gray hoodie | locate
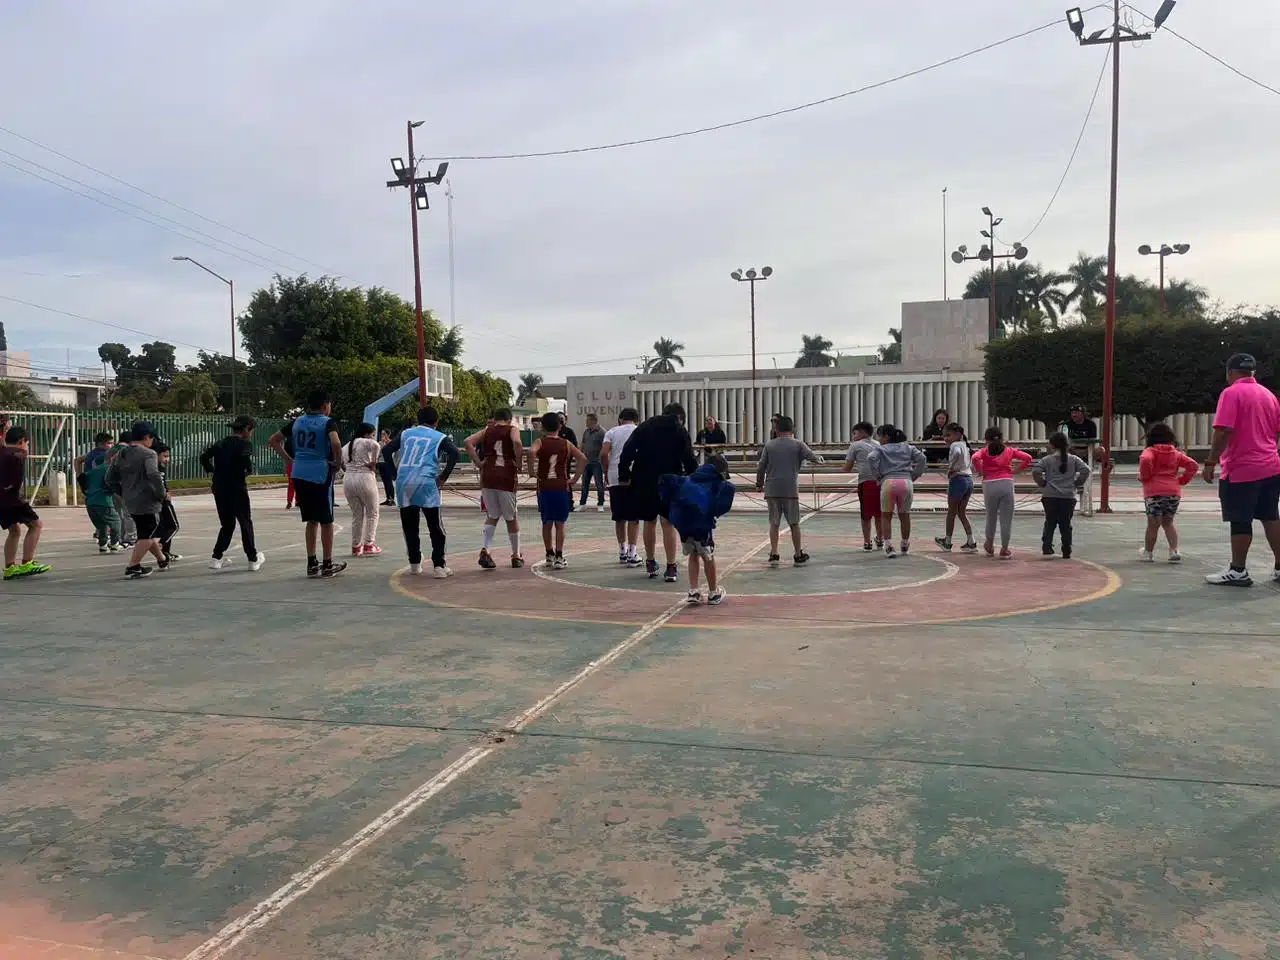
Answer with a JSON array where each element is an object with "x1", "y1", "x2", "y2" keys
[
  {"x1": 869, "y1": 442, "x2": 927, "y2": 481},
  {"x1": 1032, "y1": 452, "x2": 1091, "y2": 499},
  {"x1": 107, "y1": 444, "x2": 166, "y2": 516}
]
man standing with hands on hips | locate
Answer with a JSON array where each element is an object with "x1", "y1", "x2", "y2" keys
[{"x1": 1203, "y1": 353, "x2": 1280, "y2": 587}]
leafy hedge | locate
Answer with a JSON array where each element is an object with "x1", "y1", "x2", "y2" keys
[{"x1": 985, "y1": 311, "x2": 1280, "y2": 429}]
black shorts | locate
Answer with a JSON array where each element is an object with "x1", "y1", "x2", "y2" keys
[
  {"x1": 132, "y1": 512, "x2": 160, "y2": 540},
  {"x1": 1219, "y1": 474, "x2": 1280, "y2": 525},
  {"x1": 630, "y1": 482, "x2": 669, "y2": 524},
  {"x1": 294, "y1": 478, "x2": 335, "y2": 525},
  {"x1": 609, "y1": 485, "x2": 638, "y2": 523},
  {"x1": 0, "y1": 504, "x2": 39, "y2": 530}
]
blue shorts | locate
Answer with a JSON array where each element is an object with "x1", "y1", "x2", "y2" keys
[
  {"x1": 537, "y1": 490, "x2": 572, "y2": 524},
  {"x1": 947, "y1": 475, "x2": 974, "y2": 499}
]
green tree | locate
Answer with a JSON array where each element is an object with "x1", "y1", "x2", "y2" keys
[
  {"x1": 516, "y1": 373, "x2": 544, "y2": 406},
  {"x1": 0, "y1": 379, "x2": 39, "y2": 408},
  {"x1": 876, "y1": 328, "x2": 902, "y2": 365},
  {"x1": 795, "y1": 334, "x2": 836, "y2": 368},
  {"x1": 645, "y1": 338, "x2": 685, "y2": 375},
  {"x1": 963, "y1": 262, "x2": 1062, "y2": 331},
  {"x1": 164, "y1": 371, "x2": 220, "y2": 412},
  {"x1": 239, "y1": 275, "x2": 459, "y2": 365},
  {"x1": 1062, "y1": 253, "x2": 1108, "y2": 321},
  {"x1": 0, "y1": 320, "x2": 7, "y2": 352}
]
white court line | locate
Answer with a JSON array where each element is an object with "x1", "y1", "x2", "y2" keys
[{"x1": 182, "y1": 506, "x2": 823, "y2": 960}]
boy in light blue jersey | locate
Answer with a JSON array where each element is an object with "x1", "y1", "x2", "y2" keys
[
  {"x1": 270, "y1": 390, "x2": 347, "y2": 578},
  {"x1": 383, "y1": 405, "x2": 461, "y2": 578}
]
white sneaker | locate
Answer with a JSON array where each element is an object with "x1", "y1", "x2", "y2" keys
[
  {"x1": 1139, "y1": 549, "x2": 1154, "y2": 563},
  {"x1": 595, "y1": 504, "x2": 604, "y2": 512},
  {"x1": 884, "y1": 544, "x2": 897, "y2": 559},
  {"x1": 249, "y1": 552, "x2": 266, "y2": 572},
  {"x1": 707, "y1": 587, "x2": 726, "y2": 605},
  {"x1": 1167, "y1": 550, "x2": 1182, "y2": 564},
  {"x1": 409, "y1": 562, "x2": 423, "y2": 576},
  {"x1": 686, "y1": 589, "x2": 702, "y2": 605},
  {"x1": 1272, "y1": 568, "x2": 1280, "y2": 583},
  {"x1": 1206, "y1": 567, "x2": 1252, "y2": 587},
  {"x1": 432, "y1": 566, "x2": 449, "y2": 579},
  {"x1": 553, "y1": 555, "x2": 568, "y2": 570},
  {"x1": 210, "y1": 557, "x2": 231, "y2": 571}
]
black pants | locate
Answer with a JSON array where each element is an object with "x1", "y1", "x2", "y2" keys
[
  {"x1": 378, "y1": 461, "x2": 396, "y2": 502},
  {"x1": 400, "y1": 506, "x2": 446, "y2": 567},
  {"x1": 156, "y1": 500, "x2": 180, "y2": 554},
  {"x1": 1041, "y1": 497, "x2": 1075, "y2": 552},
  {"x1": 213, "y1": 486, "x2": 258, "y2": 560}
]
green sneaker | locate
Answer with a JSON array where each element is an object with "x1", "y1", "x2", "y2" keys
[
  {"x1": 3, "y1": 563, "x2": 28, "y2": 581},
  {"x1": 23, "y1": 562, "x2": 51, "y2": 577}
]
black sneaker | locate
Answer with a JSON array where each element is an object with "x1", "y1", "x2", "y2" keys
[
  {"x1": 478, "y1": 550, "x2": 497, "y2": 570},
  {"x1": 863, "y1": 542, "x2": 874, "y2": 552},
  {"x1": 646, "y1": 559, "x2": 658, "y2": 579},
  {"x1": 321, "y1": 561, "x2": 348, "y2": 578},
  {"x1": 767, "y1": 553, "x2": 780, "y2": 569},
  {"x1": 307, "y1": 560, "x2": 321, "y2": 578},
  {"x1": 663, "y1": 563, "x2": 679, "y2": 583},
  {"x1": 511, "y1": 555, "x2": 525, "y2": 569},
  {"x1": 1042, "y1": 544, "x2": 1055, "y2": 556},
  {"x1": 793, "y1": 552, "x2": 810, "y2": 566},
  {"x1": 125, "y1": 565, "x2": 152, "y2": 579},
  {"x1": 156, "y1": 558, "x2": 171, "y2": 571},
  {"x1": 934, "y1": 537, "x2": 953, "y2": 552},
  {"x1": 1061, "y1": 549, "x2": 1072, "y2": 560}
]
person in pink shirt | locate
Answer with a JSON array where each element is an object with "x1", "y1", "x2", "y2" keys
[
  {"x1": 971, "y1": 426, "x2": 1034, "y2": 559},
  {"x1": 1138, "y1": 422, "x2": 1198, "y2": 563},
  {"x1": 1203, "y1": 353, "x2": 1280, "y2": 586}
]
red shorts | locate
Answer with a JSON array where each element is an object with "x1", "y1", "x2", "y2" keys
[{"x1": 857, "y1": 480, "x2": 882, "y2": 519}]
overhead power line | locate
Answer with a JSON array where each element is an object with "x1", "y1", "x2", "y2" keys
[
  {"x1": 436, "y1": 6, "x2": 1109, "y2": 161},
  {"x1": 1122, "y1": 4, "x2": 1280, "y2": 98},
  {"x1": 0, "y1": 294, "x2": 220, "y2": 354},
  {"x1": 0, "y1": 123, "x2": 348, "y2": 275}
]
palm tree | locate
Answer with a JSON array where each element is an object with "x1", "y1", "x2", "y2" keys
[
  {"x1": 1022, "y1": 269, "x2": 1069, "y2": 326},
  {"x1": 794, "y1": 334, "x2": 836, "y2": 368},
  {"x1": 165, "y1": 371, "x2": 220, "y2": 412},
  {"x1": 963, "y1": 262, "x2": 1061, "y2": 331},
  {"x1": 1163, "y1": 278, "x2": 1209, "y2": 319},
  {"x1": 1062, "y1": 253, "x2": 1108, "y2": 320},
  {"x1": 645, "y1": 338, "x2": 685, "y2": 375},
  {"x1": 876, "y1": 328, "x2": 902, "y2": 365},
  {"x1": 516, "y1": 372, "x2": 544, "y2": 406}
]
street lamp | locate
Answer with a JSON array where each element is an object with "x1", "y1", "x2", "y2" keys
[
  {"x1": 1138, "y1": 243, "x2": 1190, "y2": 313},
  {"x1": 1065, "y1": 0, "x2": 1176, "y2": 512},
  {"x1": 172, "y1": 255, "x2": 237, "y2": 413},
  {"x1": 385, "y1": 121, "x2": 449, "y2": 407},
  {"x1": 950, "y1": 207, "x2": 1028, "y2": 346},
  {"x1": 730, "y1": 265, "x2": 773, "y2": 443}
]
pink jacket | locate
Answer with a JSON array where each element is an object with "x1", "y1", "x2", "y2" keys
[
  {"x1": 1139, "y1": 444, "x2": 1198, "y2": 498},
  {"x1": 971, "y1": 445, "x2": 1033, "y2": 481}
]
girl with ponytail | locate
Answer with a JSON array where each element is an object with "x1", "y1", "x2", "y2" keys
[{"x1": 971, "y1": 426, "x2": 1033, "y2": 558}]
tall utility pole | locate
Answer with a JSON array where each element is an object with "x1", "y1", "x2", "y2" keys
[
  {"x1": 386, "y1": 121, "x2": 448, "y2": 407},
  {"x1": 1139, "y1": 243, "x2": 1190, "y2": 313},
  {"x1": 172, "y1": 256, "x2": 236, "y2": 412},
  {"x1": 445, "y1": 179, "x2": 456, "y2": 328},
  {"x1": 942, "y1": 187, "x2": 948, "y2": 300},
  {"x1": 1066, "y1": 0, "x2": 1177, "y2": 511},
  {"x1": 730, "y1": 266, "x2": 774, "y2": 443}
]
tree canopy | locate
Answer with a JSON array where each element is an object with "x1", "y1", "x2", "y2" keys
[
  {"x1": 876, "y1": 328, "x2": 902, "y2": 365},
  {"x1": 795, "y1": 334, "x2": 836, "y2": 368},
  {"x1": 517, "y1": 373, "x2": 545, "y2": 406},
  {"x1": 646, "y1": 338, "x2": 685, "y2": 375}
]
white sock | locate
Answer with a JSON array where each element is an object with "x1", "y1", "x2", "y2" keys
[
  {"x1": 509, "y1": 531, "x2": 520, "y2": 556},
  {"x1": 482, "y1": 524, "x2": 496, "y2": 550}
]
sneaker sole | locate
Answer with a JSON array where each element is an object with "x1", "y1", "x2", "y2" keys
[{"x1": 1208, "y1": 578, "x2": 1253, "y2": 587}]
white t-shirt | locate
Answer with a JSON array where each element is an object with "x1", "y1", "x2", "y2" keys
[
  {"x1": 948, "y1": 440, "x2": 973, "y2": 477},
  {"x1": 844, "y1": 438, "x2": 878, "y2": 482},
  {"x1": 602, "y1": 423, "x2": 637, "y2": 487}
]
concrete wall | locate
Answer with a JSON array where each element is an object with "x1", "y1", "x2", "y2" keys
[
  {"x1": 900, "y1": 299, "x2": 989, "y2": 371},
  {"x1": 565, "y1": 376, "x2": 633, "y2": 439}
]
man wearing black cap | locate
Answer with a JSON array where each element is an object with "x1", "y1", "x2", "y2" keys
[
  {"x1": 1203, "y1": 353, "x2": 1280, "y2": 586},
  {"x1": 105, "y1": 421, "x2": 166, "y2": 579}
]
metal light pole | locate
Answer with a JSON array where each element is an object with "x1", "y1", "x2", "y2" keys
[
  {"x1": 1139, "y1": 243, "x2": 1190, "y2": 313},
  {"x1": 445, "y1": 179, "x2": 456, "y2": 329},
  {"x1": 386, "y1": 122, "x2": 448, "y2": 407},
  {"x1": 730, "y1": 266, "x2": 773, "y2": 443},
  {"x1": 172, "y1": 255, "x2": 236, "y2": 412},
  {"x1": 942, "y1": 187, "x2": 948, "y2": 300},
  {"x1": 1066, "y1": 0, "x2": 1177, "y2": 512}
]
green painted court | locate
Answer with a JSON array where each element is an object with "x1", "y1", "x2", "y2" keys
[{"x1": 2, "y1": 491, "x2": 1278, "y2": 959}]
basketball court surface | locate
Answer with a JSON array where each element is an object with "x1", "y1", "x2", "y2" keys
[{"x1": 2, "y1": 489, "x2": 1278, "y2": 959}]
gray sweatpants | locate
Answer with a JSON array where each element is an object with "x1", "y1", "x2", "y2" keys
[
  {"x1": 113, "y1": 494, "x2": 136, "y2": 541},
  {"x1": 983, "y1": 478, "x2": 1015, "y2": 548}
]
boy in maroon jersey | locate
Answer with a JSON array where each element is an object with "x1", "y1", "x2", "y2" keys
[
  {"x1": 465, "y1": 407, "x2": 525, "y2": 569},
  {"x1": 528, "y1": 412, "x2": 586, "y2": 570}
]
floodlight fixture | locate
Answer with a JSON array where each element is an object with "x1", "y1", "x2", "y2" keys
[
  {"x1": 993, "y1": 217, "x2": 1004, "y2": 228},
  {"x1": 1138, "y1": 244, "x2": 1153, "y2": 255},
  {"x1": 409, "y1": 120, "x2": 425, "y2": 129},
  {"x1": 1087, "y1": 28, "x2": 1108, "y2": 41},
  {"x1": 744, "y1": 268, "x2": 756, "y2": 279},
  {"x1": 730, "y1": 269, "x2": 743, "y2": 280},
  {"x1": 1173, "y1": 243, "x2": 1190, "y2": 254},
  {"x1": 981, "y1": 230, "x2": 991, "y2": 239},
  {"x1": 951, "y1": 251, "x2": 965, "y2": 264},
  {"x1": 978, "y1": 246, "x2": 992, "y2": 261},
  {"x1": 414, "y1": 183, "x2": 429, "y2": 210},
  {"x1": 761, "y1": 266, "x2": 773, "y2": 277},
  {"x1": 981, "y1": 206, "x2": 993, "y2": 217},
  {"x1": 1153, "y1": 0, "x2": 1176, "y2": 30},
  {"x1": 1013, "y1": 244, "x2": 1029, "y2": 260},
  {"x1": 1160, "y1": 244, "x2": 1173, "y2": 256},
  {"x1": 1066, "y1": 7, "x2": 1085, "y2": 39},
  {"x1": 171, "y1": 255, "x2": 188, "y2": 261}
]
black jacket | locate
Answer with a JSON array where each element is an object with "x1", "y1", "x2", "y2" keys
[
  {"x1": 618, "y1": 415, "x2": 698, "y2": 483},
  {"x1": 695, "y1": 426, "x2": 727, "y2": 446},
  {"x1": 201, "y1": 436, "x2": 255, "y2": 490}
]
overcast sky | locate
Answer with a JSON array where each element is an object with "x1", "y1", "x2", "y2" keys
[{"x1": 1, "y1": 0, "x2": 1277, "y2": 392}]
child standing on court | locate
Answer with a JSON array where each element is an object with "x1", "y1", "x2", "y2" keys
[
  {"x1": 1032, "y1": 432, "x2": 1091, "y2": 559},
  {"x1": 529, "y1": 411, "x2": 587, "y2": 570},
  {"x1": 936, "y1": 422, "x2": 977, "y2": 553},
  {"x1": 971, "y1": 427, "x2": 1034, "y2": 559},
  {"x1": 152, "y1": 440, "x2": 183, "y2": 565},
  {"x1": 1138, "y1": 422, "x2": 1198, "y2": 563},
  {"x1": 843, "y1": 421, "x2": 881, "y2": 551},
  {"x1": 78, "y1": 433, "x2": 122, "y2": 553},
  {"x1": 342, "y1": 422, "x2": 383, "y2": 557},
  {"x1": 756, "y1": 415, "x2": 824, "y2": 567},
  {"x1": 1, "y1": 426, "x2": 51, "y2": 581},
  {"x1": 660, "y1": 454, "x2": 735, "y2": 605},
  {"x1": 868, "y1": 425, "x2": 927, "y2": 558}
]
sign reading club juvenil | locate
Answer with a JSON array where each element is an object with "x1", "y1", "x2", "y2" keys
[{"x1": 565, "y1": 376, "x2": 632, "y2": 438}]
